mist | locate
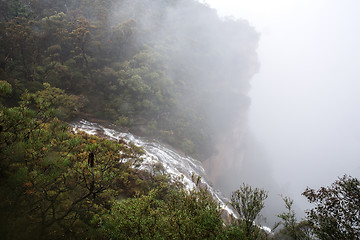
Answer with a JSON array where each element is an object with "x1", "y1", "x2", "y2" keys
[
  {"x1": 108, "y1": 0, "x2": 286, "y2": 220},
  {"x1": 110, "y1": 0, "x2": 296, "y2": 224},
  {"x1": 205, "y1": 0, "x2": 360, "y2": 221},
  {"x1": 4, "y1": 0, "x2": 359, "y2": 228},
  {"x1": 3, "y1": 0, "x2": 360, "y2": 237}
]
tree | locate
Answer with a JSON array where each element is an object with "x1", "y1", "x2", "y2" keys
[
  {"x1": 0, "y1": 80, "x2": 12, "y2": 97},
  {"x1": 34, "y1": 83, "x2": 87, "y2": 120},
  {"x1": 302, "y1": 175, "x2": 360, "y2": 240},
  {"x1": 274, "y1": 196, "x2": 314, "y2": 240},
  {"x1": 230, "y1": 183, "x2": 268, "y2": 239},
  {"x1": 277, "y1": 196, "x2": 299, "y2": 239}
]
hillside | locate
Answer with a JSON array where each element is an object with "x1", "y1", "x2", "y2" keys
[
  {"x1": 0, "y1": 0, "x2": 262, "y2": 239},
  {"x1": 1, "y1": 1, "x2": 359, "y2": 239},
  {"x1": 0, "y1": 0, "x2": 259, "y2": 159}
]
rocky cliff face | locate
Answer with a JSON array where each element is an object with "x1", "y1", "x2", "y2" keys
[{"x1": 203, "y1": 111, "x2": 248, "y2": 185}]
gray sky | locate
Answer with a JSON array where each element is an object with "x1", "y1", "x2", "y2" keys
[{"x1": 204, "y1": 0, "x2": 360, "y2": 205}]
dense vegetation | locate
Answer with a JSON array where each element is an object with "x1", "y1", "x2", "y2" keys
[
  {"x1": 1, "y1": 81, "x2": 360, "y2": 239},
  {"x1": 0, "y1": 81, "x2": 265, "y2": 239},
  {"x1": 0, "y1": 0, "x2": 259, "y2": 158},
  {"x1": 0, "y1": 81, "x2": 229, "y2": 239},
  {"x1": 1, "y1": 1, "x2": 359, "y2": 239}
]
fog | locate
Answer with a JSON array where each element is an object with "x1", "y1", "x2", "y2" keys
[
  {"x1": 87, "y1": 0, "x2": 360, "y2": 225},
  {"x1": 29, "y1": 0, "x2": 359, "y2": 224},
  {"x1": 109, "y1": 0, "x2": 260, "y2": 170},
  {"x1": 3, "y1": 0, "x2": 359, "y2": 235},
  {"x1": 204, "y1": 0, "x2": 360, "y2": 219}
]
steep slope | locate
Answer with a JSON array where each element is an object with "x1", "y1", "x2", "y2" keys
[{"x1": 0, "y1": 0, "x2": 260, "y2": 197}]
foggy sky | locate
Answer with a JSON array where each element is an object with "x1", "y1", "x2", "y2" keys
[{"x1": 204, "y1": 0, "x2": 360, "y2": 212}]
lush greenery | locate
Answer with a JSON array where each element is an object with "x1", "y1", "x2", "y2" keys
[
  {"x1": 0, "y1": 0, "x2": 259, "y2": 158},
  {"x1": 0, "y1": 80, "x2": 260, "y2": 239},
  {"x1": 101, "y1": 180, "x2": 224, "y2": 240},
  {"x1": 0, "y1": 82, "x2": 147, "y2": 239},
  {"x1": 0, "y1": 81, "x2": 226, "y2": 239},
  {"x1": 1, "y1": 81, "x2": 360, "y2": 239},
  {"x1": 1, "y1": 1, "x2": 359, "y2": 239}
]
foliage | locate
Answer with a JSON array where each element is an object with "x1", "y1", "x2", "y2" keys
[
  {"x1": 8, "y1": 1, "x2": 358, "y2": 239},
  {"x1": 274, "y1": 196, "x2": 314, "y2": 240},
  {"x1": 101, "y1": 177, "x2": 224, "y2": 240},
  {"x1": 0, "y1": 0, "x2": 259, "y2": 157},
  {"x1": 230, "y1": 183, "x2": 268, "y2": 240},
  {"x1": 0, "y1": 86, "x2": 358, "y2": 240},
  {"x1": 0, "y1": 81, "x2": 228, "y2": 239},
  {"x1": 0, "y1": 80, "x2": 12, "y2": 97},
  {"x1": 34, "y1": 83, "x2": 87, "y2": 120},
  {"x1": 302, "y1": 175, "x2": 360, "y2": 240},
  {"x1": 0, "y1": 83, "x2": 160, "y2": 239},
  {"x1": 277, "y1": 196, "x2": 299, "y2": 239},
  {"x1": 220, "y1": 225, "x2": 247, "y2": 240}
]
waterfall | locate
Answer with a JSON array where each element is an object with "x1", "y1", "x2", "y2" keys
[{"x1": 71, "y1": 119, "x2": 236, "y2": 217}]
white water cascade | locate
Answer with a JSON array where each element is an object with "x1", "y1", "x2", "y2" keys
[{"x1": 71, "y1": 119, "x2": 236, "y2": 217}]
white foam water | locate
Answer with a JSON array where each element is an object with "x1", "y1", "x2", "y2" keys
[{"x1": 71, "y1": 119, "x2": 237, "y2": 217}]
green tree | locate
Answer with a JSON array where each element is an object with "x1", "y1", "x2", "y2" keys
[
  {"x1": 34, "y1": 83, "x2": 87, "y2": 120},
  {"x1": 0, "y1": 80, "x2": 12, "y2": 97},
  {"x1": 274, "y1": 196, "x2": 314, "y2": 240},
  {"x1": 302, "y1": 175, "x2": 360, "y2": 240},
  {"x1": 277, "y1": 196, "x2": 299, "y2": 239},
  {"x1": 230, "y1": 183, "x2": 268, "y2": 239}
]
